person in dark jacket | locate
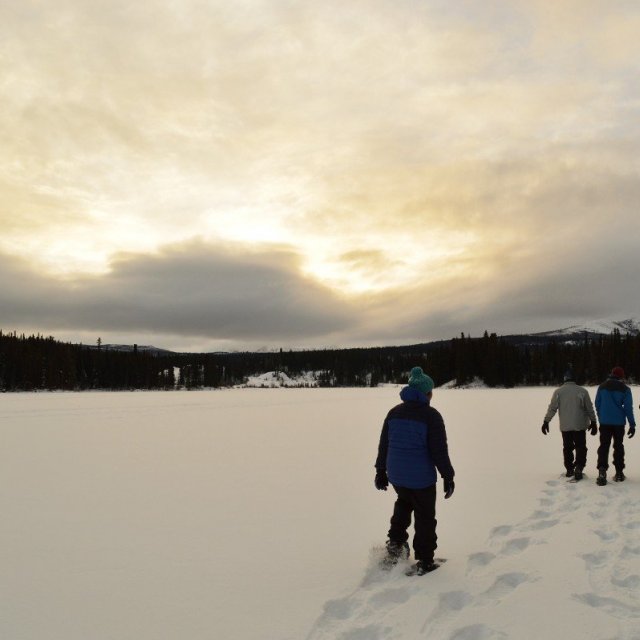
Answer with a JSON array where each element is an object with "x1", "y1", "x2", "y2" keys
[
  {"x1": 374, "y1": 366, "x2": 455, "y2": 575},
  {"x1": 595, "y1": 366, "x2": 636, "y2": 485}
]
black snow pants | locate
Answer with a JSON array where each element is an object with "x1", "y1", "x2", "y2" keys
[
  {"x1": 388, "y1": 484, "x2": 437, "y2": 562},
  {"x1": 597, "y1": 424, "x2": 626, "y2": 471},
  {"x1": 561, "y1": 430, "x2": 587, "y2": 472}
]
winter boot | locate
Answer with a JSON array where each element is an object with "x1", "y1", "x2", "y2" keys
[
  {"x1": 614, "y1": 470, "x2": 626, "y2": 482},
  {"x1": 565, "y1": 467, "x2": 574, "y2": 478},
  {"x1": 596, "y1": 469, "x2": 607, "y2": 486},
  {"x1": 573, "y1": 468, "x2": 583, "y2": 481},
  {"x1": 381, "y1": 540, "x2": 410, "y2": 569}
]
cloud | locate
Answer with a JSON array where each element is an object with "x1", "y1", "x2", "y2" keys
[
  {"x1": 1, "y1": 1, "x2": 640, "y2": 349},
  {"x1": 1, "y1": 223, "x2": 639, "y2": 351},
  {"x1": 361, "y1": 207, "x2": 640, "y2": 343},
  {"x1": 0, "y1": 242, "x2": 357, "y2": 342}
]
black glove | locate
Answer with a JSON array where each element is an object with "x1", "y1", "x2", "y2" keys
[
  {"x1": 541, "y1": 421, "x2": 549, "y2": 435},
  {"x1": 629, "y1": 426, "x2": 636, "y2": 439},
  {"x1": 375, "y1": 469, "x2": 388, "y2": 491},
  {"x1": 443, "y1": 477, "x2": 455, "y2": 499},
  {"x1": 589, "y1": 421, "x2": 598, "y2": 436}
]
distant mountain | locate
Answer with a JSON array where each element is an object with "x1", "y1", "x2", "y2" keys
[
  {"x1": 83, "y1": 318, "x2": 640, "y2": 358},
  {"x1": 96, "y1": 344, "x2": 177, "y2": 357},
  {"x1": 530, "y1": 318, "x2": 640, "y2": 338},
  {"x1": 495, "y1": 318, "x2": 640, "y2": 349}
]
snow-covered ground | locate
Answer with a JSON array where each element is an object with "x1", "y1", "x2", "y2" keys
[
  {"x1": 243, "y1": 370, "x2": 319, "y2": 387},
  {"x1": 2, "y1": 387, "x2": 639, "y2": 640}
]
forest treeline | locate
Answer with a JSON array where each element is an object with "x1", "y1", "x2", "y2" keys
[{"x1": 0, "y1": 329, "x2": 638, "y2": 392}]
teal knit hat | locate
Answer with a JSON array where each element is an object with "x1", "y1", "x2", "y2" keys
[{"x1": 408, "y1": 366, "x2": 434, "y2": 394}]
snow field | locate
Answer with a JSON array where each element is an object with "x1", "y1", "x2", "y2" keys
[{"x1": 1, "y1": 386, "x2": 638, "y2": 640}]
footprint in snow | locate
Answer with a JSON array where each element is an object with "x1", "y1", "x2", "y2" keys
[
  {"x1": 419, "y1": 590, "x2": 474, "y2": 634},
  {"x1": 437, "y1": 590, "x2": 475, "y2": 613},
  {"x1": 466, "y1": 551, "x2": 496, "y2": 572},
  {"x1": 611, "y1": 574, "x2": 640, "y2": 590},
  {"x1": 593, "y1": 529, "x2": 619, "y2": 543},
  {"x1": 580, "y1": 550, "x2": 609, "y2": 569},
  {"x1": 620, "y1": 498, "x2": 637, "y2": 512},
  {"x1": 621, "y1": 545, "x2": 640, "y2": 559},
  {"x1": 337, "y1": 624, "x2": 392, "y2": 640},
  {"x1": 528, "y1": 518, "x2": 559, "y2": 531},
  {"x1": 530, "y1": 509, "x2": 552, "y2": 519},
  {"x1": 500, "y1": 536, "x2": 531, "y2": 555},
  {"x1": 573, "y1": 592, "x2": 640, "y2": 619},
  {"x1": 448, "y1": 623, "x2": 508, "y2": 640},
  {"x1": 490, "y1": 524, "x2": 512, "y2": 537},
  {"x1": 321, "y1": 598, "x2": 357, "y2": 621},
  {"x1": 478, "y1": 572, "x2": 533, "y2": 602}
]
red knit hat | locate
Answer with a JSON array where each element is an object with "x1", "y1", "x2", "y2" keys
[{"x1": 611, "y1": 366, "x2": 625, "y2": 379}]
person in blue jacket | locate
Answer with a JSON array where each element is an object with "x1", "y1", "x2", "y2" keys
[
  {"x1": 595, "y1": 366, "x2": 636, "y2": 485},
  {"x1": 374, "y1": 366, "x2": 455, "y2": 575}
]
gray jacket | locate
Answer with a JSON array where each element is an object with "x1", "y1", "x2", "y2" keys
[{"x1": 544, "y1": 381, "x2": 596, "y2": 431}]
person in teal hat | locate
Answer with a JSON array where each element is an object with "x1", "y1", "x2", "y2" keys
[{"x1": 374, "y1": 366, "x2": 455, "y2": 575}]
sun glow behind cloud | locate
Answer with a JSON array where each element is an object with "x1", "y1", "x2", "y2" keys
[{"x1": 298, "y1": 229, "x2": 477, "y2": 295}]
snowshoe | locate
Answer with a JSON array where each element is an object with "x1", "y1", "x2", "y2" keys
[
  {"x1": 380, "y1": 541, "x2": 409, "y2": 570},
  {"x1": 596, "y1": 469, "x2": 607, "y2": 486},
  {"x1": 405, "y1": 558, "x2": 446, "y2": 576},
  {"x1": 565, "y1": 468, "x2": 574, "y2": 478},
  {"x1": 614, "y1": 471, "x2": 626, "y2": 482},
  {"x1": 573, "y1": 468, "x2": 584, "y2": 481}
]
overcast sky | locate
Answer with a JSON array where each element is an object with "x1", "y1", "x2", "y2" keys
[{"x1": 1, "y1": 0, "x2": 639, "y2": 352}]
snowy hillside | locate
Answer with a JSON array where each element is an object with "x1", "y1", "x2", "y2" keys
[
  {"x1": 2, "y1": 387, "x2": 639, "y2": 640},
  {"x1": 242, "y1": 370, "x2": 319, "y2": 387},
  {"x1": 535, "y1": 317, "x2": 640, "y2": 337}
]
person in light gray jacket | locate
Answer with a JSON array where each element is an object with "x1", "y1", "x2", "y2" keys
[{"x1": 541, "y1": 369, "x2": 597, "y2": 481}]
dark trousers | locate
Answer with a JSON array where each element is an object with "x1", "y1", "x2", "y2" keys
[
  {"x1": 597, "y1": 425, "x2": 626, "y2": 471},
  {"x1": 388, "y1": 484, "x2": 437, "y2": 562},
  {"x1": 562, "y1": 430, "x2": 587, "y2": 472}
]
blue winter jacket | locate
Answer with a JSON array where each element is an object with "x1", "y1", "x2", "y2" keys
[
  {"x1": 375, "y1": 386, "x2": 454, "y2": 489},
  {"x1": 595, "y1": 377, "x2": 636, "y2": 427}
]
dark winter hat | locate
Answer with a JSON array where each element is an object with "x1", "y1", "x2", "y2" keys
[
  {"x1": 611, "y1": 366, "x2": 625, "y2": 379},
  {"x1": 563, "y1": 369, "x2": 575, "y2": 382},
  {"x1": 408, "y1": 366, "x2": 434, "y2": 394}
]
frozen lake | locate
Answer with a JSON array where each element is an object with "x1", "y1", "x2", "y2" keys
[{"x1": 2, "y1": 387, "x2": 638, "y2": 639}]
